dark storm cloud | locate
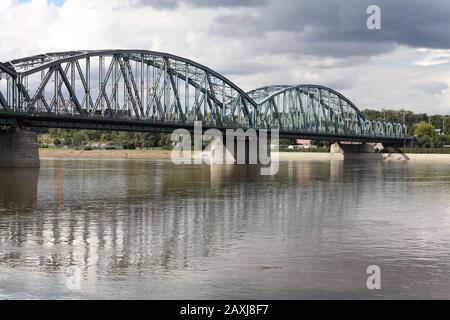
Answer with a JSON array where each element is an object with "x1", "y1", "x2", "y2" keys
[
  {"x1": 211, "y1": 0, "x2": 450, "y2": 58},
  {"x1": 131, "y1": 0, "x2": 266, "y2": 9}
]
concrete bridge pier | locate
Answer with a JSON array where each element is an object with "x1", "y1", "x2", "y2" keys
[
  {"x1": 0, "y1": 128, "x2": 40, "y2": 168},
  {"x1": 210, "y1": 134, "x2": 271, "y2": 165},
  {"x1": 330, "y1": 142, "x2": 384, "y2": 160}
]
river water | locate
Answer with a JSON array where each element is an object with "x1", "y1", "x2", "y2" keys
[{"x1": 0, "y1": 158, "x2": 450, "y2": 299}]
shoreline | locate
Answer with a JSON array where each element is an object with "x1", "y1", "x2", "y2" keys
[
  {"x1": 39, "y1": 148, "x2": 450, "y2": 162},
  {"x1": 40, "y1": 148, "x2": 174, "y2": 160}
]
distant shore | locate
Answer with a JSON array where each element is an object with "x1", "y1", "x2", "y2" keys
[
  {"x1": 39, "y1": 148, "x2": 450, "y2": 162},
  {"x1": 39, "y1": 148, "x2": 332, "y2": 161},
  {"x1": 39, "y1": 148, "x2": 174, "y2": 160}
]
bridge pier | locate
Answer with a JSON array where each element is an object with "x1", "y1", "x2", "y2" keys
[
  {"x1": 210, "y1": 134, "x2": 271, "y2": 165},
  {"x1": 0, "y1": 128, "x2": 40, "y2": 168},
  {"x1": 330, "y1": 142, "x2": 384, "y2": 160}
]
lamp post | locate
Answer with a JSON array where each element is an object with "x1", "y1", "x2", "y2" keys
[{"x1": 443, "y1": 116, "x2": 446, "y2": 135}]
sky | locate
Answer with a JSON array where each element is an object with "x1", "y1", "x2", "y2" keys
[{"x1": 2, "y1": 0, "x2": 450, "y2": 114}]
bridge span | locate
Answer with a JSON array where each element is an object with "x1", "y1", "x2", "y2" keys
[{"x1": 0, "y1": 50, "x2": 412, "y2": 167}]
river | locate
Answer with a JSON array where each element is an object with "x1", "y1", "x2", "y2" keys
[{"x1": 1, "y1": 159, "x2": 450, "y2": 299}]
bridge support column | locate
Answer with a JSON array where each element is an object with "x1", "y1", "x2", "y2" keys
[
  {"x1": 210, "y1": 134, "x2": 271, "y2": 165},
  {"x1": 330, "y1": 142, "x2": 384, "y2": 160},
  {"x1": 330, "y1": 143, "x2": 345, "y2": 160},
  {"x1": 0, "y1": 128, "x2": 40, "y2": 168}
]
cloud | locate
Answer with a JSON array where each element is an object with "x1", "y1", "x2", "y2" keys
[
  {"x1": 211, "y1": 0, "x2": 450, "y2": 58},
  {"x1": 130, "y1": 0, "x2": 265, "y2": 9},
  {"x1": 1, "y1": 0, "x2": 450, "y2": 114},
  {"x1": 415, "y1": 49, "x2": 450, "y2": 66},
  {"x1": 415, "y1": 82, "x2": 449, "y2": 95}
]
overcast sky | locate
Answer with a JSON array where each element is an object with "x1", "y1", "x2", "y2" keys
[{"x1": 1, "y1": 0, "x2": 450, "y2": 114}]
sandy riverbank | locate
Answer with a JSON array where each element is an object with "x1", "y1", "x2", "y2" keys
[
  {"x1": 39, "y1": 148, "x2": 334, "y2": 161},
  {"x1": 280, "y1": 152, "x2": 450, "y2": 162},
  {"x1": 40, "y1": 148, "x2": 174, "y2": 160},
  {"x1": 39, "y1": 148, "x2": 331, "y2": 161},
  {"x1": 39, "y1": 148, "x2": 450, "y2": 162}
]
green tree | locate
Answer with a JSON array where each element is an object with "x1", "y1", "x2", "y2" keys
[
  {"x1": 362, "y1": 109, "x2": 382, "y2": 120},
  {"x1": 64, "y1": 137, "x2": 73, "y2": 147},
  {"x1": 418, "y1": 135, "x2": 433, "y2": 148},
  {"x1": 84, "y1": 130, "x2": 101, "y2": 141},
  {"x1": 143, "y1": 133, "x2": 160, "y2": 148},
  {"x1": 48, "y1": 128, "x2": 61, "y2": 139},
  {"x1": 101, "y1": 132, "x2": 112, "y2": 142},
  {"x1": 414, "y1": 122, "x2": 436, "y2": 138},
  {"x1": 432, "y1": 135, "x2": 448, "y2": 148},
  {"x1": 73, "y1": 131, "x2": 88, "y2": 146},
  {"x1": 159, "y1": 134, "x2": 173, "y2": 149},
  {"x1": 53, "y1": 138, "x2": 62, "y2": 146}
]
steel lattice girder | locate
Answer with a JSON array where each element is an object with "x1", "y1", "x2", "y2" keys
[
  {"x1": 247, "y1": 85, "x2": 407, "y2": 138},
  {"x1": 0, "y1": 50, "x2": 407, "y2": 139},
  {"x1": 0, "y1": 50, "x2": 255, "y2": 128}
]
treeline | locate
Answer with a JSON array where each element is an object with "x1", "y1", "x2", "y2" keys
[{"x1": 42, "y1": 129, "x2": 173, "y2": 149}]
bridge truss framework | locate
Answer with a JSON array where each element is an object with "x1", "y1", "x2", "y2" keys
[{"x1": 0, "y1": 50, "x2": 408, "y2": 144}]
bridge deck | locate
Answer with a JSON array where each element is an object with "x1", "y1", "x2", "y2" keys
[{"x1": 0, "y1": 112, "x2": 410, "y2": 146}]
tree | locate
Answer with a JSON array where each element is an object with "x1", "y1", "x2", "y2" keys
[
  {"x1": 64, "y1": 137, "x2": 73, "y2": 147},
  {"x1": 123, "y1": 143, "x2": 136, "y2": 150},
  {"x1": 143, "y1": 133, "x2": 160, "y2": 148},
  {"x1": 362, "y1": 109, "x2": 382, "y2": 120},
  {"x1": 53, "y1": 138, "x2": 62, "y2": 146},
  {"x1": 432, "y1": 135, "x2": 448, "y2": 148},
  {"x1": 48, "y1": 128, "x2": 60, "y2": 139},
  {"x1": 418, "y1": 135, "x2": 432, "y2": 148},
  {"x1": 84, "y1": 130, "x2": 101, "y2": 141},
  {"x1": 101, "y1": 132, "x2": 112, "y2": 142},
  {"x1": 414, "y1": 122, "x2": 436, "y2": 138},
  {"x1": 159, "y1": 134, "x2": 173, "y2": 149},
  {"x1": 61, "y1": 130, "x2": 74, "y2": 144},
  {"x1": 73, "y1": 131, "x2": 88, "y2": 147}
]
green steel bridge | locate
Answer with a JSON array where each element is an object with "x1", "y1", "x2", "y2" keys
[{"x1": 0, "y1": 50, "x2": 410, "y2": 145}]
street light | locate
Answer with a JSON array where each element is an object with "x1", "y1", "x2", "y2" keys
[{"x1": 443, "y1": 116, "x2": 446, "y2": 135}]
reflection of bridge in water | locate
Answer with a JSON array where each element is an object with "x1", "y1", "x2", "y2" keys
[
  {"x1": 0, "y1": 50, "x2": 410, "y2": 143},
  {"x1": 2, "y1": 160, "x2": 450, "y2": 298},
  {"x1": 0, "y1": 160, "x2": 409, "y2": 287}
]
